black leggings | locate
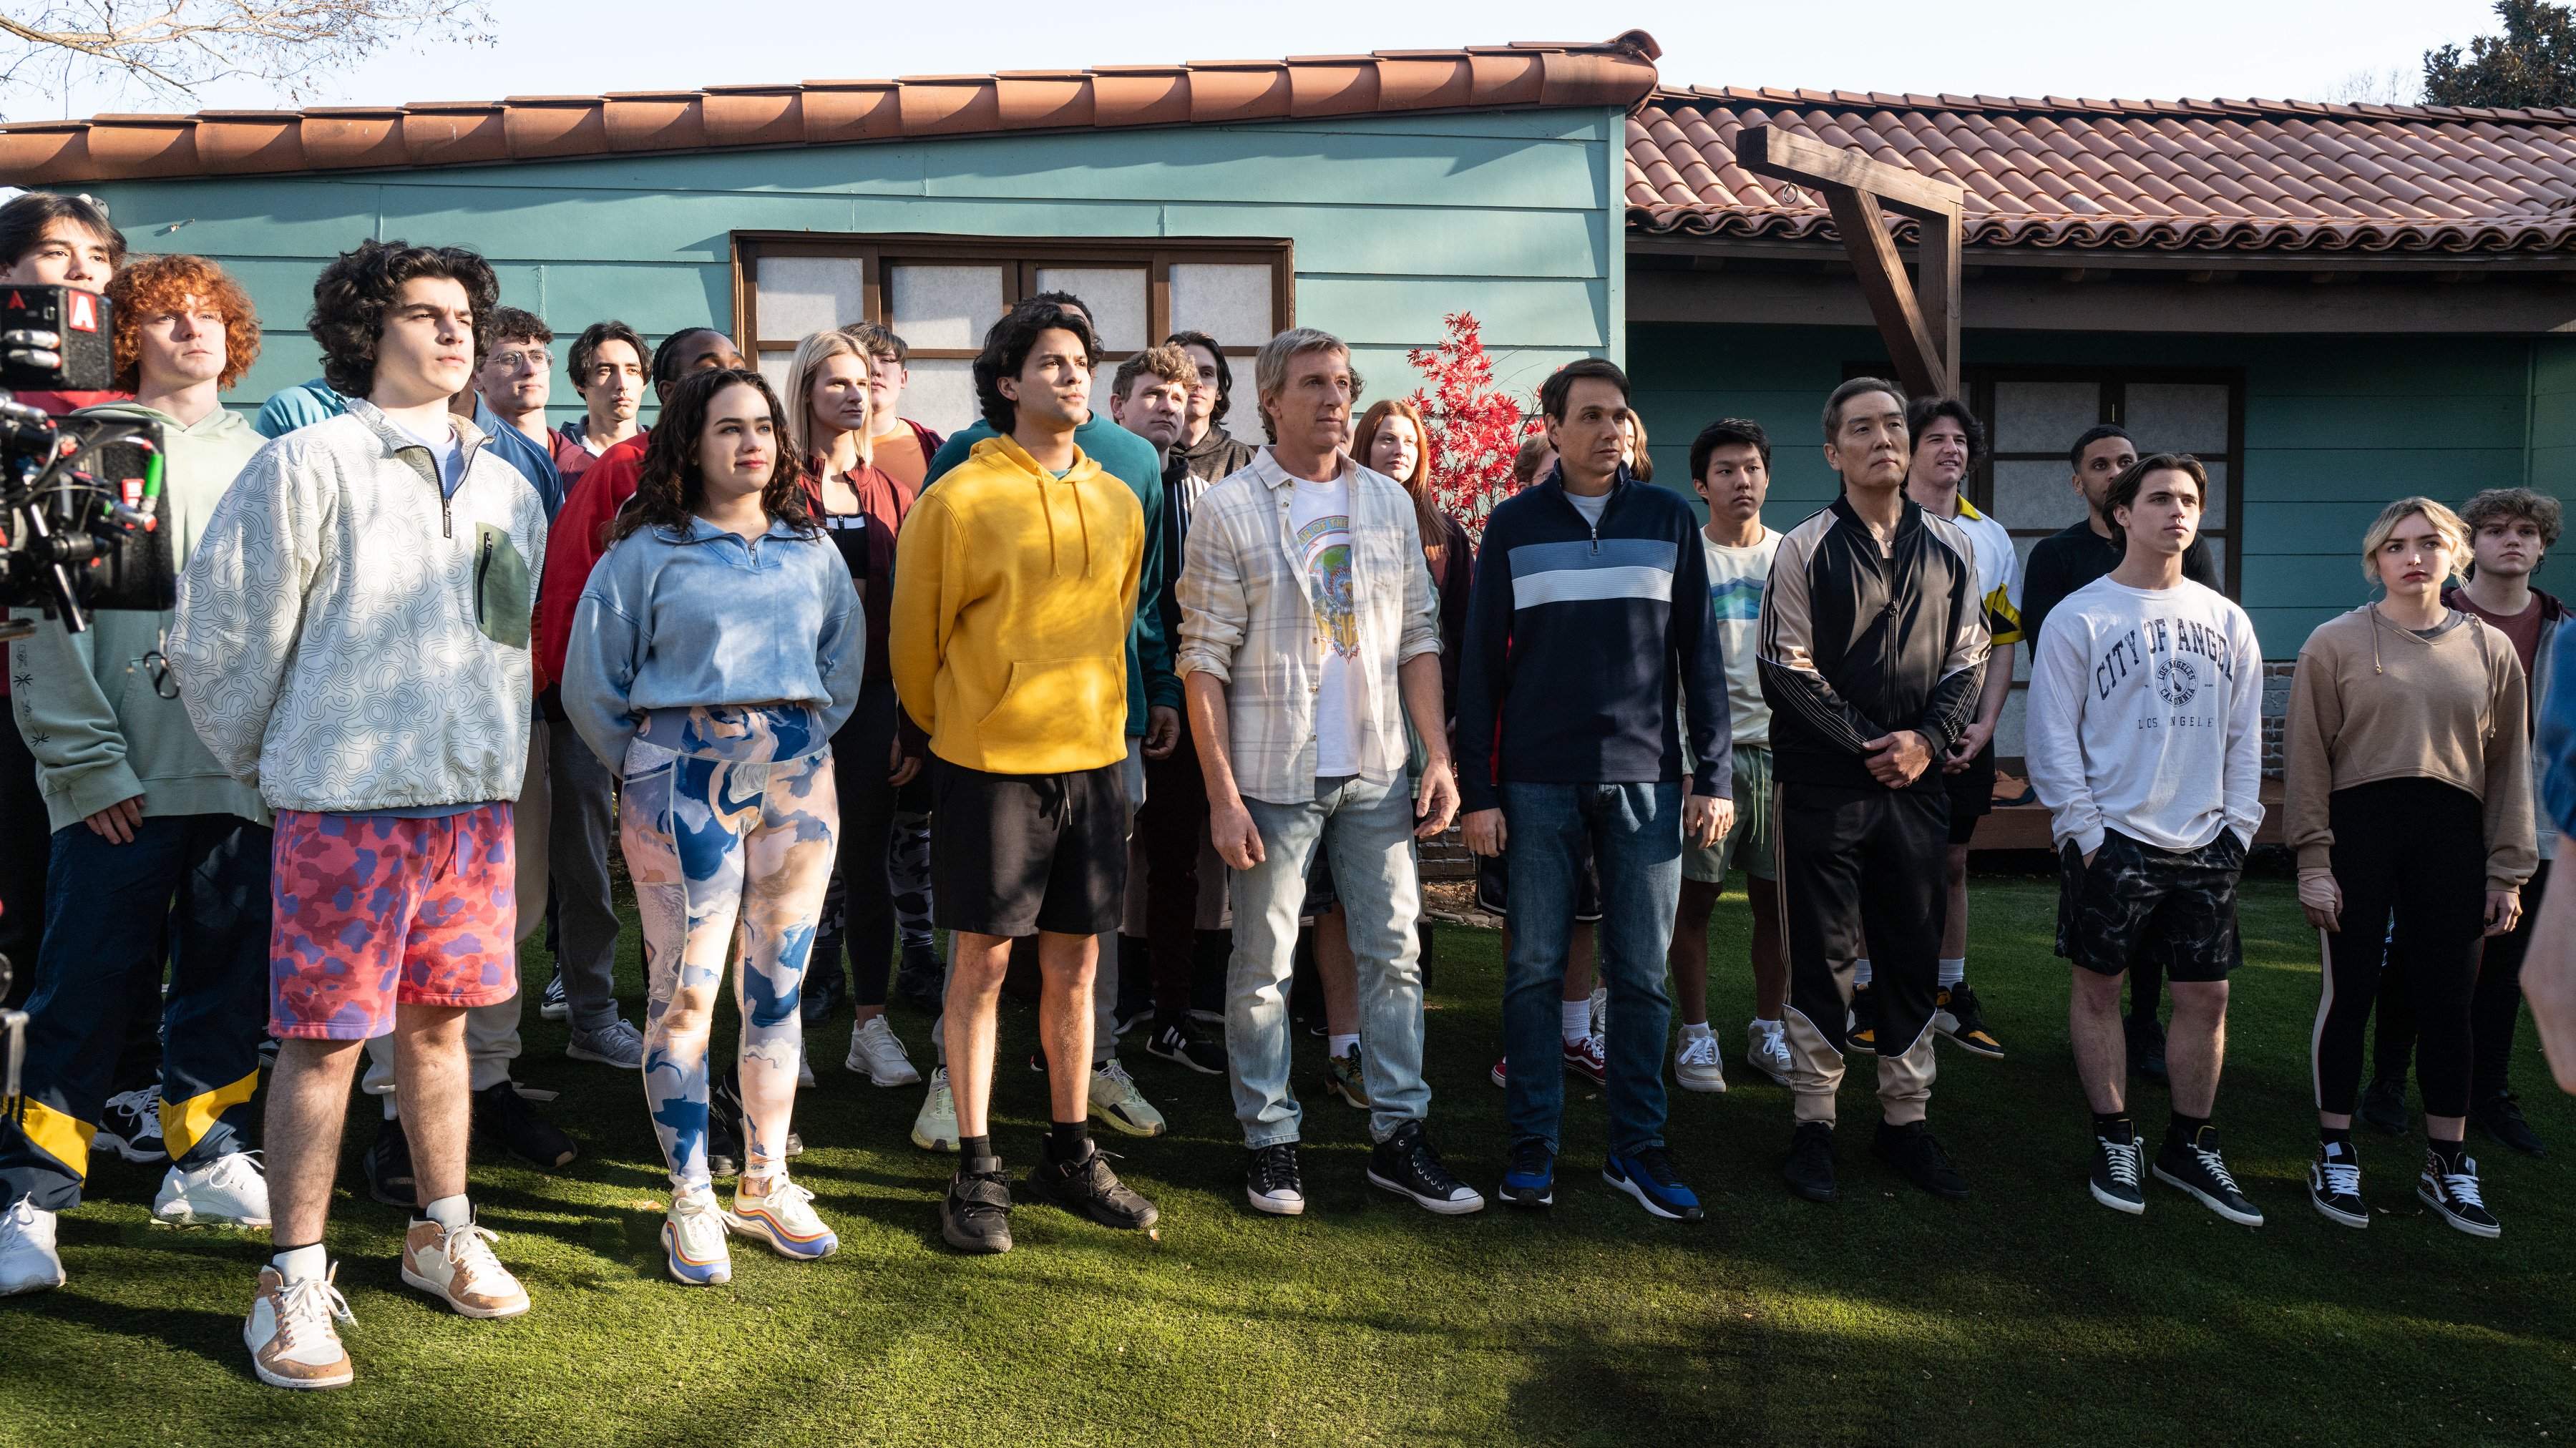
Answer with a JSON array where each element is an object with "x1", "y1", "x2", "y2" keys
[
  {"x1": 816, "y1": 677, "x2": 902, "y2": 1007},
  {"x1": 2313, "y1": 778, "x2": 2486, "y2": 1120},
  {"x1": 2372, "y1": 861, "x2": 2546, "y2": 1101}
]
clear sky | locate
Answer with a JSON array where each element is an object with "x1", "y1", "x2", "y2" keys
[{"x1": 11, "y1": 0, "x2": 2512, "y2": 120}]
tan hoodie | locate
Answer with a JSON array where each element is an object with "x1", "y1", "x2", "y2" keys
[{"x1": 2283, "y1": 605, "x2": 2536, "y2": 888}]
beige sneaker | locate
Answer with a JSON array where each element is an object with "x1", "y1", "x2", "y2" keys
[
  {"x1": 399, "y1": 1218, "x2": 530, "y2": 1319},
  {"x1": 243, "y1": 1264, "x2": 354, "y2": 1391}
]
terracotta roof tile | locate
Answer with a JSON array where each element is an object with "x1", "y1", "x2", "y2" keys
[
  {"x1": 1631, "y1": 87, "x2": 2576, "y2": 253},
  {"x1": 0, "y1": 31, "x2": 1662, "y2": 185}
]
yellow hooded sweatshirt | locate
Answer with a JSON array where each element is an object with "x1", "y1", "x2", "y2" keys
[{"x1": 889, "y1": 433, "x2": 1143, "y2": 774}]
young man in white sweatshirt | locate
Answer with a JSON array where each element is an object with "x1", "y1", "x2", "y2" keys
[{"x1": 2024, "y1": 454, "x2": 2266, "y2": 1226}]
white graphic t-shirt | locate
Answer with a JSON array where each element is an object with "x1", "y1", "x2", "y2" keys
[
  {"x1": 1702, "y1": 527, "x2": 1780, "y2": 748},
  {"x1": 1290, "y1": 474, "x2": 1360, "y2": 778}
]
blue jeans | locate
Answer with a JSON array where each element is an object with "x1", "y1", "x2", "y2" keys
[
  {"x1": 1229, "y1": 775, "x2": 1430, "y2": 1148},
  {"x1": 1501, "y1": 781, "x2": 1682, "y2": 1155}
]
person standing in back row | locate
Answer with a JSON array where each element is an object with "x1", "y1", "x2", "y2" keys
[
  {"x1": 2290, "y1": 498, "x2": 2533, "y2": 1239},
  {"x1": 2026, "y1": 455, "x2": 2265, "y2": 1227},
  {"x1": 1761, "y1": 378, "x2": 1988, "y2": 1207}
]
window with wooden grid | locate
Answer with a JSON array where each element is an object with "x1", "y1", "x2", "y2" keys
[{"x1": 732, "y1": 233, "x2": 1292, "y2": 440}]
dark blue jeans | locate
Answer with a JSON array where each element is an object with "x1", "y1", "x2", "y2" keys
[
  {"x1": 1499, "y1": 781, "x2": 1682, "y2": 1156},
  {"x1": 0, "y1": 814, "x2": 272, "y2": 1210}
]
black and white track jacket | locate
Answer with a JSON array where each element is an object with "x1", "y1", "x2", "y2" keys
[{"x1": 1757, "y1": 492, "x2": 1990, "y2": 794}]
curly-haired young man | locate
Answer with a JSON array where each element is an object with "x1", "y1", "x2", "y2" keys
[
  {"x1": 0, "y1": 255, "x2": 273, "y2": 1299},
  {"x1": 167, "y1": 239, "x2": 549, "y2": 1389}
]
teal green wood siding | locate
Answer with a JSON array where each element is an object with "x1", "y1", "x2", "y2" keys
[
  {"x1": 77, "y1": 107, "x2": 1626, "y2": 428},
  {"x1": 1631, "y1": 321, "x2": 2556, "y2": 658}
]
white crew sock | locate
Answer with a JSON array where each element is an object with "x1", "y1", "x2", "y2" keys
[
  {"x1": 270, "y1": 1243, "x2": 327, "y2": 1283},
  {"x1": 1327, "y1": 1033, "x2": 1360, "y2": 1059},
  {"x1": 381, "y1": 1095, "x2": 400, "y2": 1121},
  {"x1": 1939, "y1": 957, "x2": 1966, "y2": 989},
  {"x1": 1561, "y1": 999, "x2": 1591, "y2": 1043},
  {"x1": 1682, "y1": 1019, "x2": 1714, "y2": 1038},
  {"x1": 417, "y1": 1193, "x2": 470, "y2": 1231},
  {"x1": 1853, "y1": 958, "x2": 1873, "y2": 988}
]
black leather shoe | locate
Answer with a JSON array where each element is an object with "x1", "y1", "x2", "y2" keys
[
  {"x1": 1784, "y1": 1121, "x2": 1837, "y2": 1203},
  {"x1": 362, "y1": 1115, "x2": 415, "y2": 1208},
  {"x1": 471, "y1": 1081, "x2": 577, "y2": 1170},
  {"x1": 2471, "y1": 1090, "x2": 2547, "y2": 1158},
  {"x1": 1873, "y1": 1120, "x2": 1970, "y2": 1201},
  {"x1": 2357, "y1": 1077, "x2": 2409, "y2": 1137}
]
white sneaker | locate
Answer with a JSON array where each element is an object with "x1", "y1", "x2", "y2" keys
[
  {"x1": 663, "y1": 1187, "x2": 733, "y2": 1285},
  {"x1": 911, "y1": 1067, "x2": 959, "y2": 1153},
  {"x1": 1589, "y1": 986, "x2": 1609, "y2": 1037},
  {"x1": 0, "y1": 1197, "x2": 65, "y2": 1296},
  {"x1": 797, "y1": 1047, "x2": 817, "y2": 1090},
  {"x1": 1745, "y1": 1018, "x2": 1795, "y2": 1087},
  {"x1": 245, "y1": 1263, "x2": 353, "y2": 1390},
  {"x1": 1089, "y1": 1058, "x2": 1166, "y2": 1138},
  {"x1": 154, "y1": 1149, "x2": 271, "y2": 1228},
  {"x1": 1674, "y1": 1031, "x2": 1727, "y2": 1093},
  {"x1": 565, "y1": 1018, "x2": 645, "y2": 1070},
  {"x1": 399, "y1": 1216, "x2": 530, "y2": 1319},
  {"x1": 728, "y1": 1172, "x2": 839, "y2": 1261},
  {"x1": 847, "y1": 1015, "x2": 922, "y2": 1086}
]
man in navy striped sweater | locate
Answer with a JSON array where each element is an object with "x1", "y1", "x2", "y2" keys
[{"x1": 1456, "y1": 357, "x2": 1732, "y2": 1222}]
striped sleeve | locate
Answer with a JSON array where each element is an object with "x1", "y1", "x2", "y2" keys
[{"x1": 1756, "y1": 512, "x2": 1884, "y2": 757}]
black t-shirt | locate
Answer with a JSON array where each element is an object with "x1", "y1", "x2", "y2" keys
[
  {"x1": 2021, "y1": 517, "x2": 2220, "y2": 660},
  {"x1": 821, "y1": 509, "x2": 869, "y2": 584}
]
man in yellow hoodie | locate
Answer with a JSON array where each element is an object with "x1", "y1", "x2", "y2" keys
[{"x1": 889, "y1": 303, "x2": 1159, "y2": 1254}]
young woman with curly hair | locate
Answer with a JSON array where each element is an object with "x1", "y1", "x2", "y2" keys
[{"x1": 562, "y1": 366, "x2": 862, "y2": 1286}]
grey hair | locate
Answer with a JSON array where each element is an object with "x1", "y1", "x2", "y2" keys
[{"x1": 1252, "y1": 327, "x2": 1364, "y2": 442}]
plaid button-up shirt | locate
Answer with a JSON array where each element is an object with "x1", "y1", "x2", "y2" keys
[{"x1": 1175, "y1": 448, "x2": 1439, "y2": 805}]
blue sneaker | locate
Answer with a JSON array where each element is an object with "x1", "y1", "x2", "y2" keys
[
  {"x1": 1500, "y1": 1137, "x2": 1555, "y2": 1208},
  {"x1": 1604, "y1": 1146, "x2": 1704, "y2": 1222}
]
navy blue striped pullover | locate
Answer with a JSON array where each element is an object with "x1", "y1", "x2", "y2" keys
[{"x1": 1453, "y1": 468, "x2": 1731, "y2": 814}]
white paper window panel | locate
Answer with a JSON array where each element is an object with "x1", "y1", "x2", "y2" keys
[
  {"x1": 1992, "y1": 459, "x2": 2088, "y2": 532},
  {"x1": 2125, "y1": 383, "x2": 2231, "y2": 455},
  {"x1": 2197, "y1": 461, "x2": 2230, "y2": 520},
  {"x1": 903, "y1": 357, "x2": 981, "y2": 437},
  {"x1": 1169, "y1": 265, "x2": 1277, "y2": 350},
  {"x1": 1992, "y1": 380, "x2": 2101, "y2": 455},
  {"x1": 1033, "y1": 268, "x2": 1148, "y2": 352},
  {"x1": 888, "y1": 265, "x2": 1007, "y2": 351},
  {"x1": 756, "y1": 348, "x2": 794, "y2": 398},
  {"x1": 756, "y1": 256, "x2": 864, "y2": 341}
]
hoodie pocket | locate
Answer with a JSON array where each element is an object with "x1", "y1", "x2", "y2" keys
[
  {"x1": 975, "y1": 656, "x2": 1123, "y2": 745},
  {"x1": 472, "y1": 524, "x2": 533, "y2": 649}
]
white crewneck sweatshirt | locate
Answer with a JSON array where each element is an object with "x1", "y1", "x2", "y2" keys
[{"x1": 2024, "y1": 574, "x2": 2265, "y2": 856}]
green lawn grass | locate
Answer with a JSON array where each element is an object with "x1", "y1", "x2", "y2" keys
[{"x1": 6, "y1": 876, "x2": 2572, "y2": 1447}]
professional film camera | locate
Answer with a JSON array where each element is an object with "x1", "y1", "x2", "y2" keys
[{"x1": 1, "y1": 283, "x2": 174, "y2": 642}]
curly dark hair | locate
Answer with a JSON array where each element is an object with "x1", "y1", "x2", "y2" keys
[
  {"x1": 1166, "y1": 329, "x2": 1233, "y2": 427},
  {"x1": 611, "y1": 367, "x2": 817, "y2": 543},
  {"x1": 307, "y1": 239, "x2": 498, "y2": 399},
  {"x1": 1906, "y1": 394, "x2": 1986, "y2": 466},
  {"x1": 973, "y1": 304, "x2": 1098, "y2": 434}
]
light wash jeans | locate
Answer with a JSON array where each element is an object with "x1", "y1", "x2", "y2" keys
[
  {"x1": 1229, "y1": 774, "x2": 1429, "y2": 1148},
  {"x1": 1500, "y1": 781, "x2": 1683, "y2": 1156}
]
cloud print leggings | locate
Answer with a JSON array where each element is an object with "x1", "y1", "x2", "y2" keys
[{"x1": 622, "y1": 705, "x2": 839, "y2": 1193}]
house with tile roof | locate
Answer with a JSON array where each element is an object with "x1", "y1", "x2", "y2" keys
[{"x1": 9, "y1": 30, "x2": 2573, "y2": 727}]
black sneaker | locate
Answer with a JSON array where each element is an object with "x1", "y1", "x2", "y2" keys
[
  {"x1": 1498, "y1": 1136, "x2": 1555, "y2": 1209},
  {"x1": 893, "y1": 943, "x2": 946, "y2": 1015},
  {"x1": 1604, "y1": 1145, "x2": 1704, "y2": 1223},
  {"x1": 800, "y1": 964, "x2": 848, "y2": 1026},
  {"x1": 1846, "y1": 985, "x2": 1878, "y2": 1052},
  {"x1": 1026, "y1": 1139, "x2": 1159, "y2": 1231},
  {"x1": 2357, "y1": 1076, "x2": 2408, "y2": 1136},
  {"x1": 2088, "y1": 1127, "x2": 2145, "y2": 1215},
  {"x1": 2308, "y1": 1140, "x2": 2367, "y2": 1228},
  {"x1": 2152, "y1": 1126, "x2": 2263, "y2": 1226},
  {"x1": 1146, "y1": 1014, "x2": 1227, "y2": 1076},
  {"x1": 537, "y1": 967, "x2": 569, "y2": 1022},
  {"x1": 1933, "y1": 983, "x2": 2005, "y2": 1059},
  {"x1": 711, "y1": 1077, "x2": 801, "y2": 1163},
  {"x1": 362, "y1": 1115, "x2": 416, "y2": 1208},
  {"x1": 942, "y1": 1154, "x2": 1014, "y2": 1253},
  {"x1": 2470, "y1": 1090, "x2": 2547, "y2": 1159},
  {"x1": 2125, "y1": 1014, "x2": 2168, "y2": 1086},
  {"x1": 96, "y1": 1084, "x2": 168, "y2": 1165},
  {"x1": 1246, "y1": 1143, "x2": 1306, "y2": 1216},
  {"x1": 1366, "y1": 1121, "x2": 1485, "y2": 1215},
  {"x1": 1783, "y1": 1121, "x2": 1836, "y2": 1203},
  {"x1": 2418, "y1": 1148, "x2": 2501, "y2": 1238},
  {"x1": 470, "y1": 1081, "x2": 577, "y2": 1169},
  {"x1": 1872, "y1": 1120, "x2": 1970, "y2": 1200}
]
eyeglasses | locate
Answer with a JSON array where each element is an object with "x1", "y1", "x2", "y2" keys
[{"x1": 491, "y1": 350, "x2": 552, "y2": 373}]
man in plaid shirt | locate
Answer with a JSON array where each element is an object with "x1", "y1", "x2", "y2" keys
[{"x1": 1176, "y1": 327, "x2": 1476, "y2": 1220}]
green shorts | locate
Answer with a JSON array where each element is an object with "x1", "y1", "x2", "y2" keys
[{"x1": 1684, "y1": 745, "x2": 1773, "y2": 884}]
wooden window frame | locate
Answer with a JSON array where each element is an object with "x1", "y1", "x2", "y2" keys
[{"x1": 730, "y1": 231, "x2": 1294, "y2": 370}]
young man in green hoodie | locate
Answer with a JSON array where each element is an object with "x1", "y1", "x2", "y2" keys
[{"x1": 0, "y1": 255, "x2": 275, "y2": 1296}]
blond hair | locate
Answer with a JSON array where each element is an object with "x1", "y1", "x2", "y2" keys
[
  {"x1": 780, "y1": 328, "x2": 874, "y2": 466},
  {"x1": 1252, "y1": 327, "x2": 1362, "y2": 443},
  {"x1": 2360, "y1": 496, "x2": 2470, "y2": 586}
]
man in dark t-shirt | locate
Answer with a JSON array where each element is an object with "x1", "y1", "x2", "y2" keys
[{"x1": 2019, "y1": 424, "x2": 2221, "y2": 659}]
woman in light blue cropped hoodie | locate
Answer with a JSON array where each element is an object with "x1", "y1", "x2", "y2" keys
[{"x1": 561, "y1": 368, "x2": 862, "y2": 1286}]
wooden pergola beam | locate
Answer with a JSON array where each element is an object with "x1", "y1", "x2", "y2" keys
[{"x1": 1735, "y1": 125, "x2": 1966, "y2": 400}]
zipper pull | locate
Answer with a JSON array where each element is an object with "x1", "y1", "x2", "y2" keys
[{"x1": 441, "y1": 492, "x2": 452, "y2": 539}]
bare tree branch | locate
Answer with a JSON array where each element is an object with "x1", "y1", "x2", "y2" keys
[{"x1": 0, "y1": 1, "x2": 494, "y2": 112}]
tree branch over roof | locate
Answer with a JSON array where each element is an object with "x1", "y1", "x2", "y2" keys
[{"x1": 0, "y1": 1, "x2": 492, "y2": 110}]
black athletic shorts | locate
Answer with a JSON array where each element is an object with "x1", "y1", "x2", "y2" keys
[
  {"x1": 1943, "y1": 740, "x2": 1996, "y2": 846},
  {"x1": 1475, "y1": 844, "x2": 1601, "y2": 922},
  {"x1": 930, "y1": 757, "x2": 1128, "y2": 937},
  {"x1": 2056, "y1": 827, "x2": 2245, "y2": 983}
]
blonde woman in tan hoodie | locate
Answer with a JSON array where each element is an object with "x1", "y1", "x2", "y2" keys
[{"x1": 2286, "y1": 497, "x2": 2535, "y2": 1239}]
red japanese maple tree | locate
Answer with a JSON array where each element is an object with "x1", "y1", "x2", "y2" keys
[{"x1": 1405, "y1": 312, "x2": 1539, "y2": 542}]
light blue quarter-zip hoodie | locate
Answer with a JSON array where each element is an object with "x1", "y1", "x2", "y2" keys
[{"x1": 562, "y1": 514, "x2": 864, "y2": 772}]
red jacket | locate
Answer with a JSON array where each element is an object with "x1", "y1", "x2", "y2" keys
[{"x1": 535, "y1": 429, "x2": 648, "y2": 690}]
